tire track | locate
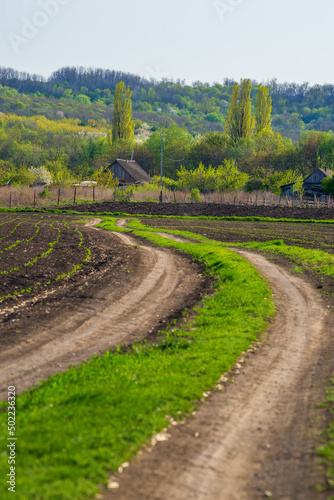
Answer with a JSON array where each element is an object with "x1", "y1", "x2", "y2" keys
[
  {"x1": 0, "y1": 225, "x2": 203, "y2": 399},
  {"x1": 103, "y1": 248, "x2": 333, "y2": 500}
]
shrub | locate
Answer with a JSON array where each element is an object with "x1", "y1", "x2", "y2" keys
[{"x1": 190, "y1": 188, "x2": 201, "y2": 203}]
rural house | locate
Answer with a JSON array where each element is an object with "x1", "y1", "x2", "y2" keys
[
  {"x1": 105, "y1": 159, "x2": 152, "y2": 186},
  {"x1": 281, "y1": 168, "x2": 333, "y2": 196}
]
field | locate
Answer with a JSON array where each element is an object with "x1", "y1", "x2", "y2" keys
[
  {"x1": 0, "y1": 213, "x2": 137, "y2": 356},
  {"x1": 1, "y1": 206, "x2": 334, "y2": 499}
]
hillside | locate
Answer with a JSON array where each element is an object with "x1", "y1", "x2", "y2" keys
[{"x1": 1, "y1": 66, "x2": 334, "y2": 137}]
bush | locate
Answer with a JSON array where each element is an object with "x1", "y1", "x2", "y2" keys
[{"x1": 190, "y1": 188, "x2": 201, "y2": 203}]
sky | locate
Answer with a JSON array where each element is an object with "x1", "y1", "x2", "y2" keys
[{"x1": 0, "y1": 0, "x2": 333, "y2": 86}]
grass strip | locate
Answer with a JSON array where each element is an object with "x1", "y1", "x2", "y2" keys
[
  {"x1": 228, "y1": 240, "x2": 334, "y2": 280},
  {"x1": 121, "y1": 218, "x2": 334, "y2": 281},
  {"x1": 119, "y1": 217, "x2": 334, "y2": 493},
  {"x1": 317, "y1": 380, "x2": 334, "y2": 497},
  {"x1": 0, "y1": 218, "x2": 274, "y2": 500}
]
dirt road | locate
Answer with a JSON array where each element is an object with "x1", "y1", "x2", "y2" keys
[
  {"x1": 0, "y1": 224, "x2": 205, "y2": 399},
  {"x1": 102, "y1": 248, "x2": 334, "y2": 500}
]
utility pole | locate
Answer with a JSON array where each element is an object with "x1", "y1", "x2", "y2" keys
[
  {"x1": 160, "y1": 132, "x2": 163, "y2": 187},
  {"x1": 160, "y1": 132, "x2": 163, "y2": 203}
]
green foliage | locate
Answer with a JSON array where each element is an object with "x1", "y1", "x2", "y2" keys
[
  {"x1": 322, "y1": 176, "x2": 334, "y2": 195},
  {"x1": 319, "y1": 132, "x2": 334, "y2": 170},
  {"x1": 190, "y1": 187, "x2": 201, "y2": 202},
  {"x1": 28, "y1": 166, "x2": 53, "y2": 185},
  {"x1": 177, "y1": 160, "x2": 248, "y2": 192},
  {"x1": 146, "y1": 124, "x2": 193, "y2": 178},
  {"x1": 225, "y1": 79, "x2": 254, "y2": 142},
  {"x1": 255, "y1": 84, "x2": 272, "y2": 135},
  {"x1": 151, "y1": 175, "x2": 179, "y2": 191},
  {"x1": 91, "y1": 166, "x2": 119, "y2": 187},
  {"x1": 112, "y1": 82, "x2": 135, "y2": 142}
]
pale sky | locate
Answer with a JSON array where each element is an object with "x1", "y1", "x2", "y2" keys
[{"x1": 0, "y1": 0, "x2": 333, "y2": 86}]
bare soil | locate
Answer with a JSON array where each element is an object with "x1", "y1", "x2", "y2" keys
[
  {"x1": 0, "y1": 214, "x2": 208, "y2": 400},
  {"x1": 56, "y1": 201, "x2": 334, "y2": 220},
  {"x1": 2, "y1": 212, "x2": 334, "y2": 499},
  {"x1": 101, "y1": 248, "x2": 334, "y2": 500}
]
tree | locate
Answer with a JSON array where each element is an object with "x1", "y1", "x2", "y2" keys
[
  {"x1": 255, "y1": 84, "x2": 272, "y2": 135},
  {"x1": 225, "y1": 79, "x2": 254, "y2": 142},
  {"x1": 318, "y1": 132, "x2": 334, "y2": 170},
  {"x1": 28, "y1": 166, "x2": 53, "y2": 185},
  {"x1": 112, "y1": 82, "x2": 135, "y2": 142},
  {"x1": 215, "y1": 159, "x2": 249, "y2": 191},
  {"x1": 92, "y1": 166, "x2": 119, "y2": 187},
  {"x1": 322, "y1": 176, "x2": 334, "y2": 195}
]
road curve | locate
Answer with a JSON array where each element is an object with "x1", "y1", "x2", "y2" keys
[
  {"x1": 0, "y1": 226, "x2": 203, "y2": 399},
  {"x1": 103, "y1": 248, "x2": 334, "y2": 500}
]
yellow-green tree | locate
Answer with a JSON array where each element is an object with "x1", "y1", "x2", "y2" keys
[
  {"x1": 92, "y1": 167, "x2": 119, "y2": 187},
  {"x1": 225, "y1": 79, "x2": 254, "y2": 142},
  {"x1": 255, "y1": 84, "x2": 272, "y2": 135},
  {"x1": 112, "y1": 82, "x2": 135, "y2": 142}
]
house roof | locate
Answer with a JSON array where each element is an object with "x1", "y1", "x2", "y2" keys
[
  {"x1": 110, "y1": 159, "x2": 152, "y2": 183},
  {"x1": 303, "y1": 168, "x2": 333, "y2": 183}
]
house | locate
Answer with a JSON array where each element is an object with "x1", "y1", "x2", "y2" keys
[
  {"x1": 302, "y1": 168, "x2": 332, "y2": 195},
  {"x1": 105, "y1": 159, "x2": 152, "y2": 186},
  {"x1": 281, "y1": 168, "x2": 333, "y2": 196}
]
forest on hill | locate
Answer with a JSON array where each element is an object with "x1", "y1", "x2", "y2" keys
[
  {"x1": 1, "y1": 66, "x2": 334, "y2": 136},
  {"x1": 1, "y1": 68, "x2": 334, "y2": 196}
]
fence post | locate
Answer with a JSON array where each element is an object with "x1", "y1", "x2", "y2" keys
[
  {"x1": 159, "y1": 191, "x2": 163, "y2": 203},
  {"x1": 57, "y1": 188, "x2": 60, "y2": 206},
  {"x1": 93, "y1": 186, "x2": 95, "y2": 202},
  {"x1": 33, "y1": 188, "x2": 36, "y2": 208},
  {"x1": 74, "y1": 187, "x2": 77, "y2": 204},
  {"x1": 9, "y1": 192, "x2": 11, "y2": 209}
]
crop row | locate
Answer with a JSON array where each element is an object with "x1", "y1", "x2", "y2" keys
[
  {"x1": 0, "y1": 216, "x2": 90, "y2": 303},
  {"x1": 141, "y1": 217, "x2": 334, "y2": 253}
]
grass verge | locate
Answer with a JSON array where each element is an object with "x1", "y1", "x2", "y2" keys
[
  {"x1": 117, "y1": 217, "x2": 334, "y2": 494},
  {"x1": 0, "y1": 217, "x2": 274, "y2": 499}
]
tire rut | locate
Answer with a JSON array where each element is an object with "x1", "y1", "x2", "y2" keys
[{"x1": 0, "y1": 227, "x2": 204, "y2": 399}]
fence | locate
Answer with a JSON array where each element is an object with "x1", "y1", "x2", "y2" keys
[{"x1": 0, "y1": 185, "x2": 333, "y2": 209}]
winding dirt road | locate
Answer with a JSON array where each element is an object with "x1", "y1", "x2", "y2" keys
[
  {"x1": 102, "y1": 246, "x2": 334, "y2": 500},
  {"x1": 0, "y1": 224, "x2": 205, "y2": 399}
]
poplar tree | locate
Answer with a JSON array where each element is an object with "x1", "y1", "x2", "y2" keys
[
  {"x1": 255, "y1": 84, "x2": 272, "y2": 135},
  {"x1": 225, "y1": 79, "x2": 253, "y2": 142},
  {"x1": 112, "y1": 81, "x2": 135, "y2": 142}
]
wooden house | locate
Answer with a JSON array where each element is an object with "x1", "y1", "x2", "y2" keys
[
  {"x1": 281, "y1": 168, "x2": 333, "y2": 196},
  {"x1": 105, "y1": 159, "x2": 151, "y2": 186},
  {"x1": 302, "y1": 168, "x2": 332, "y2": 195}
]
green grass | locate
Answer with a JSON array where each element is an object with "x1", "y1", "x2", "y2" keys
[
  {"x1": 317, "y1": 380, "x2": 334, "y2": 497},
  {"x1": 117, "y1": 217, "x2": 334, "y2": 494},
  {"x1": 234, "y1": 240, "x2": 334, "y2": 279},
  {"x1": 0, "y1": 217, "x2": 274, "y2": 499}
]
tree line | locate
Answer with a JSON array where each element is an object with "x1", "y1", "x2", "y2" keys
[
  {"x1": 1, "y1": 79, "x2": 334, "y2": 197},
  {"x1": 1, "y1": 66, "x2": 334, "y2": 134}
]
